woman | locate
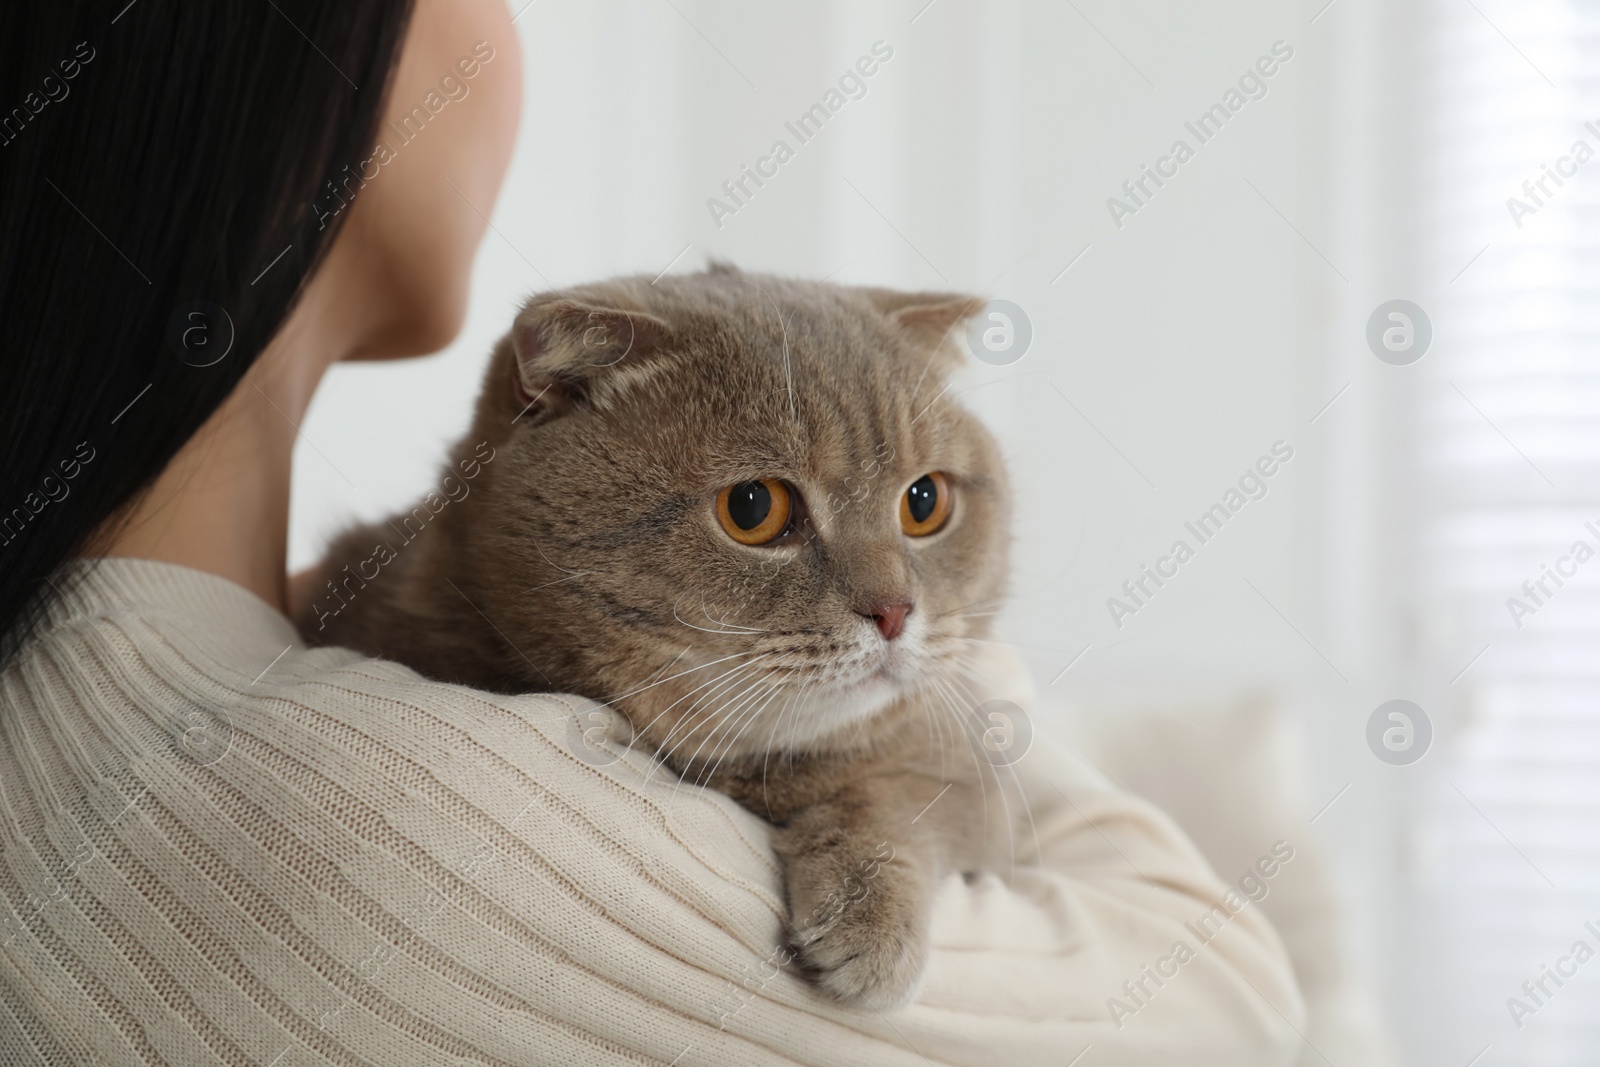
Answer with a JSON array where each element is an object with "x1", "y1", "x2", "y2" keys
[{"x1": 0, "y1": 2, "x2": 1303, "y2": 1063}]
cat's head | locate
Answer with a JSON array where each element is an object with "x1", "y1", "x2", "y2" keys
[{"x1": 469, "y1": 265, "x2": 1010, "y2": 765}]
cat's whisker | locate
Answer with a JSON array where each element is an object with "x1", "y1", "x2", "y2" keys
[
  {"x1": 750, "y1": 280, "x2": 797, "y2": 420},
  {"x1": 643, "y1": 645, "x2": 692, "y2": 688},
  {"x1": 920, "y1": 670, "x2": 995, "y2": 823},
  {"x1": 696, "y1": 678, "x2": 786, "y2": 788},
  {"x1": 734, "y1": 684, "x2": 794, "y2": 779},
  {"x1": 906, "y1": 342, "x2": 943, "y2": 422},
  {"x1": 632, "y1": 656, "x2": 774, "y2": 777},
  {"x1": 681, "y1": 674, "x2": 774, "y2": 780},
  {"x1": 944, "y1": 633, "x2": 1091, "y2": 662},
  {"x1": 920, "y1": 672, "x2": 978, "y2": 769},
  {"x1": 918, "y1": 674, "x2": 954, "y2": 780},
  {"x1": 623, "y1": 662, "x2": 764, "y2": 763},
  {"x1": 921, "y1": 674, "x2": 1030, "y2": 880},
  {"x1": 519, "y1": 571, "x2": 590, "y2": 595},
  {"x1": 933, "y1": 594, "x2": 1008, "y2": 621},
  {"x1": 708, "y1": 674, "x2": 785, "y2": 760},
  {"x1": 598, "y1": 647, "x2": 768, "y2": 714},
  {"x1": 660, "y1": 672, "x2": 776, "y2": 800},
  {"x1": 672, "y1": 591, "x2": 767, "y2": 635},
  {"x1": 651, "y1": 661, "x2": 772, "y2": 772},
  {"x1": 760, "y1": 680, "x2": 808, "y2": 807},
  {"x1": 931, "y1": 658, "x2": 1043, "y2": 875},
  {"x1": 697, "y1": 594, "x2": 769, "y2": 634},
  {"x1": 915, "y1": 659, "x2": 972, "y2": 777},
  {"x1": 528, "y1": 534, "x2": 585, "y2": 576},
  {"x1": 645, "y1": 659, "x2": 767, "y2": 754}
]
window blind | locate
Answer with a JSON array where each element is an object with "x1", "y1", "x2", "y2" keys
[{"x1": 1419, "y1": 1, "x2": 1600, "y2": 1063}]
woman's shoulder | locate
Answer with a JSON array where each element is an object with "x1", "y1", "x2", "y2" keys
[
  {"x1": 9, "y1": 557, "x2": 580, "y2": 750},
  {"x1": 2, "y1": 555, "x2": 782, "y2": 924},
  {"x1": 0, "y1": 561, "x2": 810, "y2": 1065},
  {"x1": 11, "y1": 558, "x2": 737, "y2": 808}
]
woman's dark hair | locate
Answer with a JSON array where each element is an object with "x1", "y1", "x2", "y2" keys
[{"x1": 0, "y1": 1, "x2": 416, "y2": 658}]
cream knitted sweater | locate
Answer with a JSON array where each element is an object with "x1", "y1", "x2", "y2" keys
[{"x1": 0, "y1": 559, "x2": 1304, "y2": 1066}]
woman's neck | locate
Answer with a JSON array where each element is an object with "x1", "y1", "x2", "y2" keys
[{"x1": 98, "y1": 293, "x2": 345, "y2": 614}]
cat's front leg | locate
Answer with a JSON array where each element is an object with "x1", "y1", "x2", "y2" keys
[{"x1": 774, "y1": 783, "x2": 949, "y2": 1009}]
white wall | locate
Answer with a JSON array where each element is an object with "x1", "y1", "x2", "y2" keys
[{"x1": 296, "y1": 0, "x2": 1325, "y2": 700}]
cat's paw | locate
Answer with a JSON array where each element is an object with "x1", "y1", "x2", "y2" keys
[{"x1": 785, "y1": 849, "x2": 928, "y2": 1009}]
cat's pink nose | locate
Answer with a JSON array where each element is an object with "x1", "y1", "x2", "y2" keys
[{"x1": 861, "y1": 601, "x2": 912, "y2": 641}]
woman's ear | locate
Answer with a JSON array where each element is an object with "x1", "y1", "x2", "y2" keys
[{"x1": 509, "y1": 297, "x2": 674, "y2": 422}]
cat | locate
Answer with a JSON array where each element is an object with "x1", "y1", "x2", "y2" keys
[{"x1": 293, "y1": 264, "x2": 1018, "y2": 1008}]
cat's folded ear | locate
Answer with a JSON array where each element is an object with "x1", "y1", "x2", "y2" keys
[
  {"x1": 863, "y1": 288, "x2": 988, "y2": 358},
  {"x1": 510, "y1": 297, "x2": 674, "y2": 422}
]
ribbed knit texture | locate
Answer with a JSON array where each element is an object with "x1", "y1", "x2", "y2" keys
[{"x1": 0, "y1": 558, "x2": 1303, "y2": 1066}]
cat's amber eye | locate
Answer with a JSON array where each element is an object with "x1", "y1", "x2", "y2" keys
[
  {"x1": 900, "y1": 472, "x2": 952, "y2": 537},
  {"x1": 716, "y1": 479, "x2": 792, "y2": 545}
]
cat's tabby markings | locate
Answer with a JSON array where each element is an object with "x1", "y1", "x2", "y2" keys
[{"x1": 296, "y1": 264, "x2": 1020, "y2": 1008}]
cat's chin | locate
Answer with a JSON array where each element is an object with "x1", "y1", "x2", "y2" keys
[{"x1": 751, "y1": 671, "x2": 906, "y2": 753}]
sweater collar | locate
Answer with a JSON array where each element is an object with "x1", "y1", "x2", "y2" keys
[{"x1": 44, "y1": 557, "x2": 302, "y2": 651}]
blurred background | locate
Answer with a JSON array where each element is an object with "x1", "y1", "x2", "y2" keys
[{"x1": 289, "y1": 1, "x2": 1600, "y2": 1063}]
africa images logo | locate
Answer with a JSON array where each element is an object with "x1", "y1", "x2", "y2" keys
[{"x1": 1106, "y1": 441, "x2": 1294, "y2": 629}]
